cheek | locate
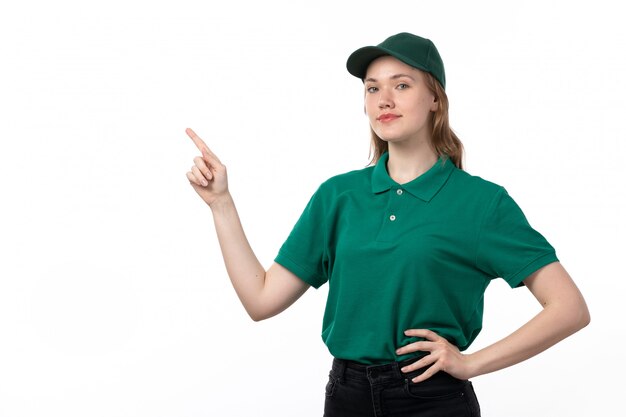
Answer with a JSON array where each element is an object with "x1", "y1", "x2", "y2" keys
[
  {"x1": 364, "y1": 96, "x2": 376, "y2": 113},
  {"x1": 412, "y1": 100, "x2": 435, "y2": 120},
  {"x1": 364, "y1": 100, "x2": 378, "y2": 120},
  {"x1": 420, "y1": 95, "x2": 437, "y2": 113}
]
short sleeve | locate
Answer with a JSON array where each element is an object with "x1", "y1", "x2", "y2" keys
[
  {"x1": 274, "y1": 187, "x2": 329, "y2": 289},
  {"x1": 475, "y1": 187, "x2": 558, "y2": 288}
]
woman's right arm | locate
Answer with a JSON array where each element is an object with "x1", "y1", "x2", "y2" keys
[{"x1": 185, "y1": 128, "x2": 310, "y2": 321}]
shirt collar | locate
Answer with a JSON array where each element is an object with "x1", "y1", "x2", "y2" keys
[{"x1": 371, "y1": 152, "x2": 455, "y2": 202}]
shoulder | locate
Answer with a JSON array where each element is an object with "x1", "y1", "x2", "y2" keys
[
  {"x1": 451, "y1": 166, "x2": 504, "y2": 194},
  {"x1": 446, "y1": 166, "x2": 509, "y2": 209},
  {"x1": 316, "y1": 165, "x2": 375, "y2": 196}
]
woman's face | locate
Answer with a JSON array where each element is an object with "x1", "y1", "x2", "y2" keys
[{"x1": 364, "y1": 56, "x2": 438, "y2": 145}]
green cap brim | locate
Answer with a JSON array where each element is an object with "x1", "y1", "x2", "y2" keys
[{"x1": 346, "y1": 45, "x2": 446, "y2": 89}]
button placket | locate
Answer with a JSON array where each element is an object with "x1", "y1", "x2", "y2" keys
[
  {"x1": 388, "y1": 188, "x2": 403, "y2": 221},
  {"x1": 375, "y1": 188, "x2": 407, "y2": 242}
]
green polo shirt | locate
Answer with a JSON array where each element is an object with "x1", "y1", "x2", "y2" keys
[{"x1": 275, "y1": 152, "x2": 558, "y2": 364}]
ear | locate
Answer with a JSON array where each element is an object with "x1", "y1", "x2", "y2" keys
[{"x1": 430, "y1": 95, "x2": 439, "y2": 112}]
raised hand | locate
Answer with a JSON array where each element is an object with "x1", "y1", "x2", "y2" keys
[{"x1": 185, "y1": 128, "x2": 229, "y2": 207}]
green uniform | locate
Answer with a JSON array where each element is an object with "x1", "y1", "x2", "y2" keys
[{"x1": 275, "y1": 152, "x2": 558, "y2": 364}]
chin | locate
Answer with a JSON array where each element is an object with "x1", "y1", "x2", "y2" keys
[
  {"x1": 373, "y1": 131, "x2": 393, "y2": 142},
  {"x1": 377, "y1": 135, "x2": 405, "y2": 143}
]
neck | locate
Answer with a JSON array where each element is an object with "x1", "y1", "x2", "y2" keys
[{"x1": 386, "y1": 139, "x2": 438, "y2": 184}]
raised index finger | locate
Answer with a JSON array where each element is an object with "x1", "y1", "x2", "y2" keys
[
  {"x1": 186, "y1": 127, "x2": 208, "y2": 152},
  {"x1": 186, "y1": 127, "x2": 222, "y2": 165}
]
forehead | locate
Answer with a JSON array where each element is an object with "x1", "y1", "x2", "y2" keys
[{"x1": 365, "y1": 55, "x2": 423, "y2": 80}]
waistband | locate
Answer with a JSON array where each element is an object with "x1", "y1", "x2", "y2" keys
[
  {"x1": 331, "y1": 355, "x2": 430, "y2": 383},
  {"x1": 330, "y1": 354, "x2": 469, "y2": 387}
]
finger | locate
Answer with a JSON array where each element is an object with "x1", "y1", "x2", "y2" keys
[
  {"x1": 202, "y1": 146, "x2": 222, "y2": 166},
  {"x1": 411, "y1": 363, "x2": 441, "y2": 384},
  {"x1": 404, "y1": 329, "x2": 442, "y2": 341},
  {"x1": 193, "y1": 156, "x2": 213, "y2": 180},
  {"x1": 191, "y1": 166, "x2": 209, "y2": 186},
  {"x1": 186, "y1": 127, "x2": 207, "y2": 150},
  {"x1": 186, "y1": 128, "x2": 224, "y2": 166},
  {"x1": 185, "y1": 128, "x2": 224, "y2": 167},
  {"x1": 400, "y1": 354, "x2": 435, "y2": 373},
  {"x1": 186, "y1": 171, "x2": 206, "y2": 187},
  {"x1": 186, "y1": 127, "x2": 213, "y2": 155},
  {"x1": 396, "y1": 341, "x2": 434, "y2": 356}
]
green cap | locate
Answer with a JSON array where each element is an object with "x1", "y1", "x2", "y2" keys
[{"x1": 346, "y1": 32, "x2": 446, "y2": 89}]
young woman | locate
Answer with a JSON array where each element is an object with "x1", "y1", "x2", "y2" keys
[{"x1": 185, "y1": 32, "x2": 590, "y2": 417}]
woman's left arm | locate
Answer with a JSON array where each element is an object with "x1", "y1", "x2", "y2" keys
[{"x1": 397, "y1": 262, "x2": 590, "y2": 383}]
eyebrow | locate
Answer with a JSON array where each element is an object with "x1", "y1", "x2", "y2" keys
[{"x1": 364, "y1": 73, "x2": 416, "y2": 83}]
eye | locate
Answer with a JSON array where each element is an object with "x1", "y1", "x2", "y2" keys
[
  {"x1": 366, "y1": 86, "x2": 378, "y2": 93},
  {"x1": 397, "y1": 83, "x2": 409, "y2": 90}
]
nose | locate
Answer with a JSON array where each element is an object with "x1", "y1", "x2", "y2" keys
[{"x1": 378, "y1": 88, "x2": 394, "y2": 109}]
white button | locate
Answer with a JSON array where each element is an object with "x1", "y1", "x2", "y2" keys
[
  {"x1": 389, "y1": 215, "x2": 396, "y2": 221},
  {"x1": 396, "y1": 189, "x2": 403, "y2": 195}
]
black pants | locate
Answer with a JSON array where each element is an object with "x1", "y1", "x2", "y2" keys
[{"x1": 324, "y1": 357, "x2": 481, "y2": 417}]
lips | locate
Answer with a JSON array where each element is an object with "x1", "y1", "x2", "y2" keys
[{"x1": 377, "y1": 114, "x2": 401, "y2": 122}]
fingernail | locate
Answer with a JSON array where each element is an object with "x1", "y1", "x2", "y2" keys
[
  {"x1": 202, "y1": 180, "x2": 208, "y2": 186},
  {"x1": 401, "y1": 367, "x2": 408, "y2": 372}
]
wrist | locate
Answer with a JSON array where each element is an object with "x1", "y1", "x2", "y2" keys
[
  {"x1": 208, "y1": 192, "x2": 234, "y2": 212},
  {"x1": 464, "y1": 352, "x2": 486, "y2": 379}
]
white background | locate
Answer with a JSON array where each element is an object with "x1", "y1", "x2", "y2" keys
[{"x1": 1, "y1": 1, "x2": 624, "y2": 416}]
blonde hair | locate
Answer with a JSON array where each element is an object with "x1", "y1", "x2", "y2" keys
[{"x1": 368, "y1": 71, "x2": 464, "y2": 169}]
